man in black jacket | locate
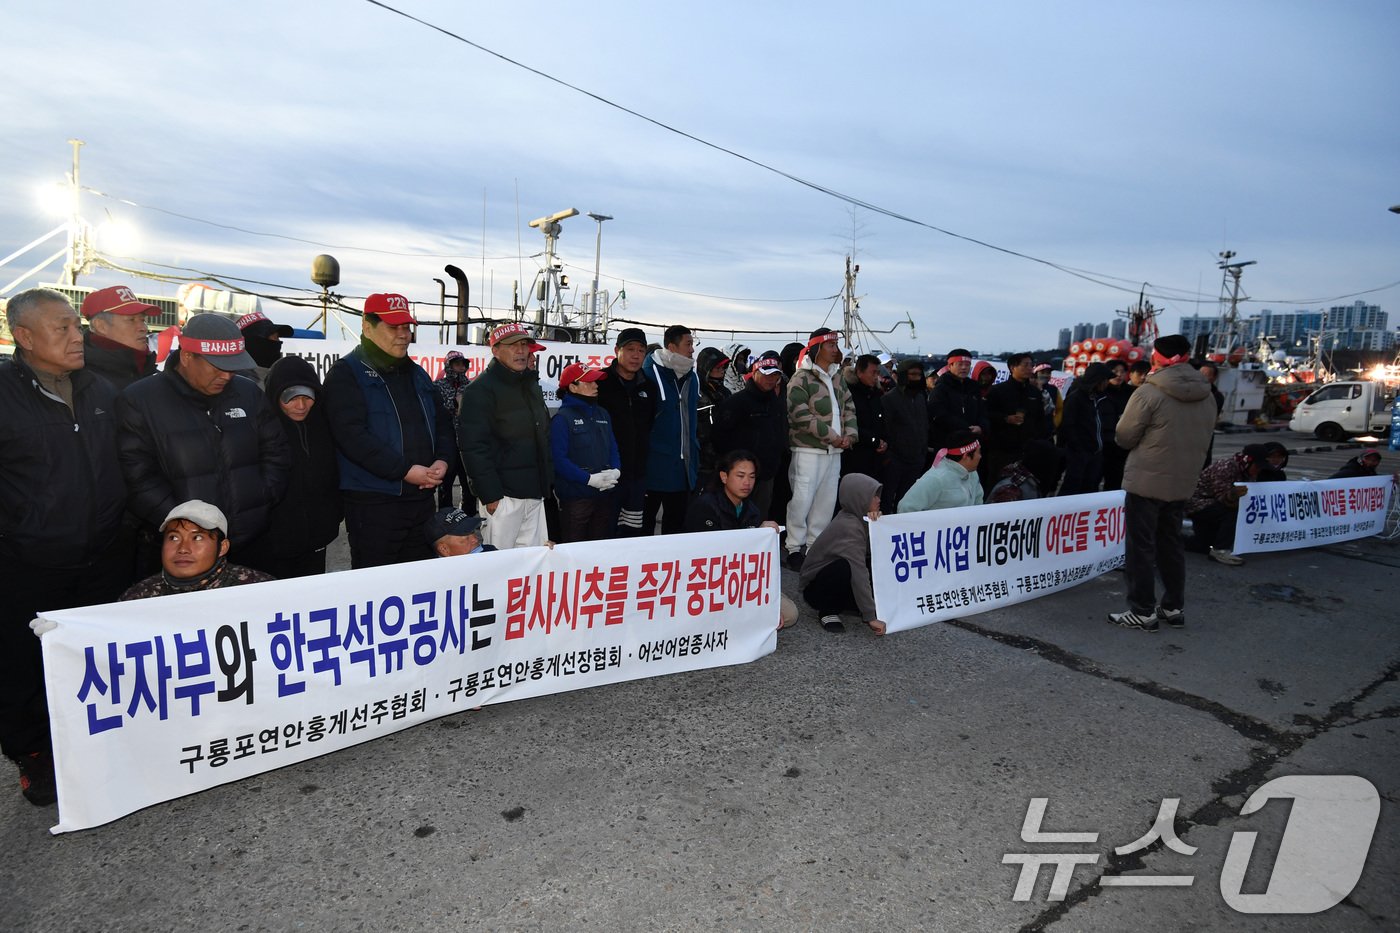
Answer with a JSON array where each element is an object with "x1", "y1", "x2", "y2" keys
[
  {"x1": 1, "y1": 288, "x2": 132, "y2": 806},
  {"x1": 459, "y1": 322, "x2": 553, "y2": 549},
  {"x1": 881, "y1": 358, "x2": 930, "y2": 513},
  {"x1": 928, "y1": 348, "x2": 988, "y2": 451},
  {"x1": 595, "y1": 327, "x2": 656, "y2": 536},
  {"x1": 712, "y1": 356, "x2": 786, "y2": 518},
  {"x1": 118, "y1": 313, "x2": 291, "y2": 558},
  {"x1": 79, "y1": 284, "x2": 159, "y2": 391},
  {"x1": 985, "y1": 352, "x2": 1046, "y2": 493},
  {"x1": 323, "y1": 294, "x2": 453, "y2": 567},
  {"x1": 842, "y1": 354, "x2": 887, "y2": 480}
]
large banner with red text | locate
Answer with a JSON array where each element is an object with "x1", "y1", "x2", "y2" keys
[
  {"x1": 1231, "y1": 476, "x2": 1393, "y2": 555},
  {"x1": 36, "y1": 529, "x2": 780, "y2": 833}
]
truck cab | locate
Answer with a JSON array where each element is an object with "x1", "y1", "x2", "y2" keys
[{"x1": 1288, "y1": 380, "x2": 1394, "y2": 441}]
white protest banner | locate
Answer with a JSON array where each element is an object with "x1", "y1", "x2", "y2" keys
[
  {"x1": 281, "y1": 338, "x2": 616, "y2": 405},
  {"x1": 870, "y1": 492, "x2": 1126, "y2": 633},
  {"x1": 38, "y1": 529, "x2": 779, "y2": 833},
  {"x1": 1232, "y1": 476, "x2": 1393, "y2": 555}
]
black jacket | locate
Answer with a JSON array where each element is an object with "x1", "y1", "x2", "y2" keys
[
  {"x1": 986, "y1": 376, "x2": 1047, "y2": 454},
  {"x1": 843, "y1": 372, "x2": 886, "y2": 476},
  {"x1": 683, "y1": 488, "x2": 762, "y2": 532},
  {"x1": 928, "y1": 372, "x2": 989, "y2": 450},
  {"x1": 116, "y1": 365, "x2": 291, "y2": 547},
  {"x1": 696, "y1": 347, "x2": 732, "y2": 479},
  {"x1": 241, "y1": 356, "x2": 342, "y2": 565},
  {"x1": 712, "y1": 380, "x2": 787, "y2": 481},
  {"x1": 882, "y1": 384, "x2": 929, "y2": 465},
  {"x1": 82, "y1": 330, "x2": 156, "y2": 392},
  {"x1": 1058, "y1": 386, "x2": 1105, "y2": 453},
  {"x1": 0, "y1": 356, "x2": 127, "y2": 568},
  {"x1": 457, "y1": 359, "x2": 553, "y2": 503},
  {"x1": 595, "y1": 361, "x2": 656, "y2": 480}
]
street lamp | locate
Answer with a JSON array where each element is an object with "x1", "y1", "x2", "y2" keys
[{"x1": 587, "y1": 212, "x2": 612, "y2": 336}]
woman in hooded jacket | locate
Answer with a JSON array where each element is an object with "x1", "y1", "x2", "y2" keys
[{"x1": 239, "y1": 355, "x2": 343, "y2": 577}]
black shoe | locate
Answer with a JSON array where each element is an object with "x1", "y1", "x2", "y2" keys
[
  {"x1": 787, "y1": 550, "x2": 805, "y2": 571},
  {"x1": 820, "y1": 614, "x2": 846, "y2": 633},
  {"x1": 1156, "y1": 607, "x2": 1185, "y2": 628},
  {"x1": 17, "y1": 752, "x2": 56, "y2": 806}
]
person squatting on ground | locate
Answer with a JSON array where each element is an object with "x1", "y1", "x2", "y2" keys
[
  {"x1": 1185, "y1": 444, "x2": 1279, "y2": 566},
  {"x1": 1108, "y1": 334, "x2": 1218, "y2": 632},
  {"x1": 323, "y1": 294, "x2": 453, "y2": 567},
  {"x1": 988, "y1": 439, "x2": 1060, "y2": 503},
  {"x1": 898, "y1": 429, "x2": 984, "y2": 513},
  {"x1": 1331, "y1": 449, "x2": 1383, "y2": 479},
  {"x1": 784, "y1": 328, "x2": 858, "y2": 570},
  {"x1": 642, "y1": 325, "x2": 700, "y2": 535},
  {"x1": 0, "y1": 288, "x2": 133, "y2": 806},
  {"x1": 550, "y1": 362, "x2": 622, "y2": 543},
  {"x1": 239, "y1": 354, "x2": 343, "y2": 578},
  {"x1": 458, "y1": 322, "x2": 553, "y2": 549},
  {"x1": 595, "y1": 327, "x2": 657, "y2": 537},
  {"x1": 117, "y1": 312, "x2": 291, "y2": 565},
  {"x1": 799, "y1": 472, "x2": 886, "y2": 636},
  {"x1": 683, "y1": 450, "x2": 799, "y2": 630},
  {"x1": 121, "y1": 500, "x2": 273, "y2": 600},
  {"x1": 424, "y1": 506, "x2": 496, "y2": 556}
]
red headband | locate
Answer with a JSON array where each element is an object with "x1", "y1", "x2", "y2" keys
[
  {"x1": 798, "y1": 331, "x2": 840, "y2": 365},
  {"x1": 1151, "y1": 349, "x2": 1191, "y2": 370},
  {"x1": 932, "y1": 438, "x2": 980, "y2": 467},
  {"x1": 189, "y1": 338, "x2": 245, "y2": 356},
  {"x1": 947, "y1": 355, "x2": 972, "y2": 365}
]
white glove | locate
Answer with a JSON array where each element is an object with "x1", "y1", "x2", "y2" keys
[
  {"x1": 587, "y1": 472, "x2": 612, "y2": 490},
  {"x1": 599, "y1": 468, "x2": 622, "y2": 488}
]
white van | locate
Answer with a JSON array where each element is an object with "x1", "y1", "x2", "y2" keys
[{"x1": 1288, "y1": 381, "x2": 1394, "y2": 441}]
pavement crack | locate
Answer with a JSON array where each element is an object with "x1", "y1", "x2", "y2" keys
[{"x1": 944, "y1": 618, "x2": 1287, "y2": 744}]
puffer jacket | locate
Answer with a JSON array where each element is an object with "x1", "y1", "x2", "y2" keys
[
  {"x1": 643, "y1": 350, "x2": 700, "y2": 492},
  {"x1": 1115, "y1": 363, "x2": 1217, "y2": 501},
  {"x1": 800, "y1": 472, "x2": 882, "y2": 621},
  {"x1": 241, "y1": 356, "x2": 342, "y2": 563},
  {"x1": 787, "y1": 355, "x2": 858, "y2": 451},
  {"x1": 550, "y1": 392, "x2": 621, "y2": 500},
  {"x1": 897, "y1": 458, "x2": 984, "y2": 513},
  {"x1": 0, "y1": 355, "x2": 127, "y2": 567},
  {"x1": 117, "y1": 365, "x2": 291, "y2": 547},
  {"x1": 928, "y1": 371, "x2": 988, "y2": 451},
  {"x1": 458, "y1": 358, "x2": 553, "y2": 503},
  {"x1": 82, "y1": 329, "x2": 156, "y2": 392}
]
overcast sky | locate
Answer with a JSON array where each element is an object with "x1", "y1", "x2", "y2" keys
[{"x1": 3, "y1": 1, "x2": 1398, "y2": 355}]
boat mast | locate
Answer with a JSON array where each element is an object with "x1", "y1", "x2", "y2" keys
[
  {"x1": 1212, "y1": 250, "x2": 1255, "y2": 359},
  {"x1": 842, "y1": 255, "x2": 859, "y2": 349}
]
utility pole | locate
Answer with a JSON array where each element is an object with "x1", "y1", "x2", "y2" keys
[
  {"x1": 61, "y1": 138, "x2": 89, "y2": 286},
  {"x1": 841, "y1": 256, "x2": 860, "y2": 349},
  {"x1": 587, "y1": 212, "x2": 612, "y2": 339}
]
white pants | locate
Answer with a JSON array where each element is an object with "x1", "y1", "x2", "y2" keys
[
  {"x1": 480, "y1": 496, "x2": 546, "y2": 550},
  {"x1": 785, "y1": 448, "x2": 841, "y2": 553}
]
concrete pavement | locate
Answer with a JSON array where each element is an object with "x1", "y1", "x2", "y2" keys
[{"x1": 3, "y1": 433, "x2": 1396, "y2": 932}]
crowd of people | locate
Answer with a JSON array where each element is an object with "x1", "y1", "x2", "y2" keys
[{"x1": 1, "y1": 284, "x2": 1389, "y2": 808}]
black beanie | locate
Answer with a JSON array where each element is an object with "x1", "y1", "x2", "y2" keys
[{"x1": 1153, "y1": 334, "x2": 1191, "y2": 358}]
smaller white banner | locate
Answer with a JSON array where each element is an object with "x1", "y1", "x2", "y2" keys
[
  {"x1": 1232, "y1": 476, "x2": 1393, "y2": 554},
  {"x1": 870, "y1": 491, "x2": 1127, "y2": 633}
]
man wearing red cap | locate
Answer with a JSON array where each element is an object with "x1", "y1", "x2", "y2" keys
[
  {"x1": 80, "y1": 284, "x2": 159, "y2": 390},
  {"x1": 458, "y1": 322, "x2": 553, "y2": 549},
  {"x1": 323, "y1": 293, "x2": 454, "y2": 568},
  {"x1": 117, "y1": 312, "x2": 291, "y2": 563}
]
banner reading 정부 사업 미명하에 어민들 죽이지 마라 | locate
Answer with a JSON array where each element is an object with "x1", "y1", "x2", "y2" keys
[
  {"x1": 869, "y1": 491, "x2": 1129, "y2": 634},
  {"x1": 36, "y1": 530, "x2": 779, "y2": 833},
  {"x1": 1230, "y1": 475, "x2": 1393, "y2": 555}
]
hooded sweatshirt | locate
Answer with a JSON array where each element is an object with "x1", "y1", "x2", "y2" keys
[
  {"x1": 800, "y1": 472, "x2": 882, "y2": 620},
  {"x1": 721, "y1": 342, "x2": 751, "y2": 396},
  {"x1": 1115, "y1": 362, "x2": 1217, "y2": 501}
]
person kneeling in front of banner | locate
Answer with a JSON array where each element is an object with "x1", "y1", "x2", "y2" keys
[
  {"x1": 121, "y1": 501, "x2": 274, "y2": 600},
  {"x1": 1184, "y1": 444, "x2": 1272, "y2": 567},
  {"x1": 424, "y1": 506, "x2": 498, "y2": 557},
  {"x1": 1331, "y1": 449, "x2": 1383, "y2": 479},
  {"x1": 684, "y1": 449, "x2": 798, "y2": 630},
  {"x1": 799, "y1": 472, "x2": 886, "y2": 635},
  {"x1": 897, "y1": 430, "x2": 985, "y2": 513}
]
